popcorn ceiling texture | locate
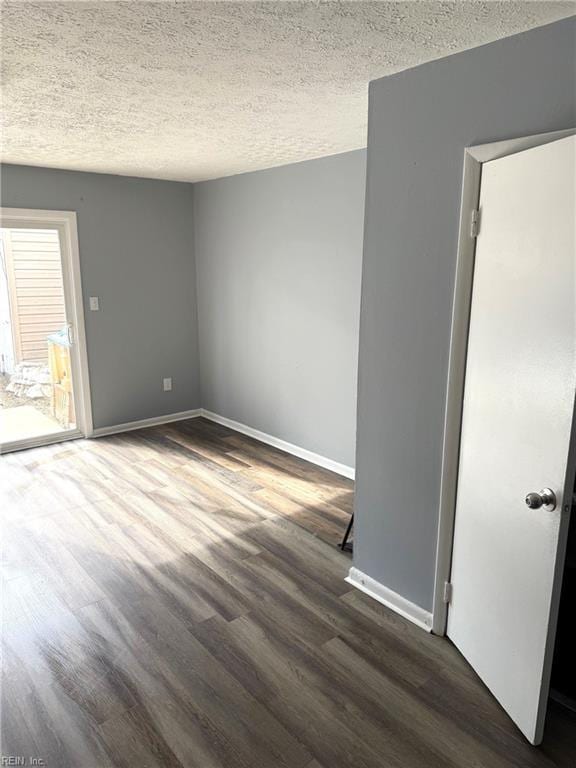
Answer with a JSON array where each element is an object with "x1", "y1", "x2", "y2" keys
[{"x1": 1, "y1": 1, "x2": 574, "y2": 182}]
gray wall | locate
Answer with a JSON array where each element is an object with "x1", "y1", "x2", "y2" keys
[
  {"x1": 194, "y1": 150, "x2": 366, "y2": 468},
  {"x1": 0, "y1": 165, "x2": 200, "y2": 428},
  {"x1": 355, "y1": 17, "x2": 576, "y2": 611}
]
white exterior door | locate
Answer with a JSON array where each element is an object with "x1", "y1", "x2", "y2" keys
[
  {"x1": 0, "y1": 209, "x2": 92, "y2": 452},
  {"x1": 448, "y1": 135, "x2": 576, "y2": 745}
]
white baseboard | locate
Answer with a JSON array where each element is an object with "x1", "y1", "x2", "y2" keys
[
  {"x1": 90, "y1": 407, "x2": 355, "y2": 480},
  {"x1": 200, "y1": 409, "x2": 355, "y2": 480},
  {"x1": 345, "y1": 567, "x2": 432, "y2": 632},
  {"x1": 91, "y1": 409, "x2": 202, "y2": 438}
]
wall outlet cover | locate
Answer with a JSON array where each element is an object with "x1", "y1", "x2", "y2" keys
[{"x1": 163, "y1": 377, "x2": 172, "y2": 391}]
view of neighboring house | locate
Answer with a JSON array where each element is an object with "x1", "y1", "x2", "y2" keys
[{"x1": 0, "y1": 228, "x2": 72, "y2": 442}]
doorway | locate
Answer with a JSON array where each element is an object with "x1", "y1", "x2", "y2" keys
[
  {"x1": 432, "y1": 128, "x2": 576, "y2": 746},
  {"x1": 0, "y1": 209, "x2": 92, "y2": 452}
]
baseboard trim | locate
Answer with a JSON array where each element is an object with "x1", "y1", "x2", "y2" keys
[
  {"x1": 200, "y1": 409, "x2": 355, "y2": 479},
  {"x1": 90, "y1": 407, "x2": 355, "y2": 480},
  {"x1": 345, "y1": 567, "x2": 433, "y2": 632},
  {"x1": 91, "y1": 409, "x2": 202, "y2": 438}
]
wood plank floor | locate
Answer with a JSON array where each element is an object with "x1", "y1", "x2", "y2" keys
[{"x1": 1, "y1": 417, "x2": 575, "y2": 768}]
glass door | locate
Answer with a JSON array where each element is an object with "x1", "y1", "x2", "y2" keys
[{"x1": 0, "y1": 212, "x2": 91, "y2": 452}]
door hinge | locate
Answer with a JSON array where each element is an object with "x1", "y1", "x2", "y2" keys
[
  {"x1": 443, "y1": 581, "x2": 453, "y2": 604},
  {"x1": 470, "y1": 208, "x2": 480, "y2": 238}
]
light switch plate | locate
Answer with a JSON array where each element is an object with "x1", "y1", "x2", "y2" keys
[{"x1": 89, "y1": 296, "x2": 100, "y2": 311}]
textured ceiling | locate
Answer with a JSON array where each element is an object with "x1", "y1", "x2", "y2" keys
[{"x1": 1, "y1": 1, "x2": 574, "y2": 182}]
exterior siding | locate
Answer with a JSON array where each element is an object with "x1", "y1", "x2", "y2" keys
[{"x1": 2, "y1": 228, "x2": 66, "y2": 364}]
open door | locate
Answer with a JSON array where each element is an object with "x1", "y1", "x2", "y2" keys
[
  {"x1": 0, "y1": 209, "x2": 92, "y2": 452},
  {"x1": 447, "y1": 135, "x2": 576, "y2": 744}
]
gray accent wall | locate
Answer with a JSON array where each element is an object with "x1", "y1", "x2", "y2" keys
[
  {"x1": 355, "y1": 17, "x2": 576, "y2": 612},
  {"x1": 194, "y1": 150, "x2": 366, "y2": 468},
  {"x1": 0, "y1": 165, "x2": 200, "y2": 428}
]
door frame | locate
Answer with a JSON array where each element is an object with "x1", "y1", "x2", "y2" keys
[
  {"x1": 0, "y1": 207, "x2": 93, "y2": 452},
  {"x1": 431, "y1": 127, "x2": 576, "y2": 636},
  {"x1": 1, "y1": 230, "x2": 23, "y2": 366}
]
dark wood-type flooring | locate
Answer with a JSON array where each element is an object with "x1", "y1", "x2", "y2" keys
[{"x1": 1, "y1": 417, "x2": 575, "y2": 767}]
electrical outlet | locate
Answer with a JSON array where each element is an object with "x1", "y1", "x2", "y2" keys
[
  {"x1": 163, "y1": 377, "x2": 172, "y2": 392},
  {"x1": 89, "y1": 296, "x2": 100, "y2": 311}
]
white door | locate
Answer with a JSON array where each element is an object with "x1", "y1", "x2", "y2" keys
[
  {"x1": 448, "y1": 135, "x2": 576, "y2": 745},
  {"x1": 0, "y1": 210, "x2": 92, "y2": 452}
]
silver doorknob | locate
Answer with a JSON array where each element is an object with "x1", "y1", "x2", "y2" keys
[{"x1": 525, "y1": 488, "x2": 556, "y2": 511}]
